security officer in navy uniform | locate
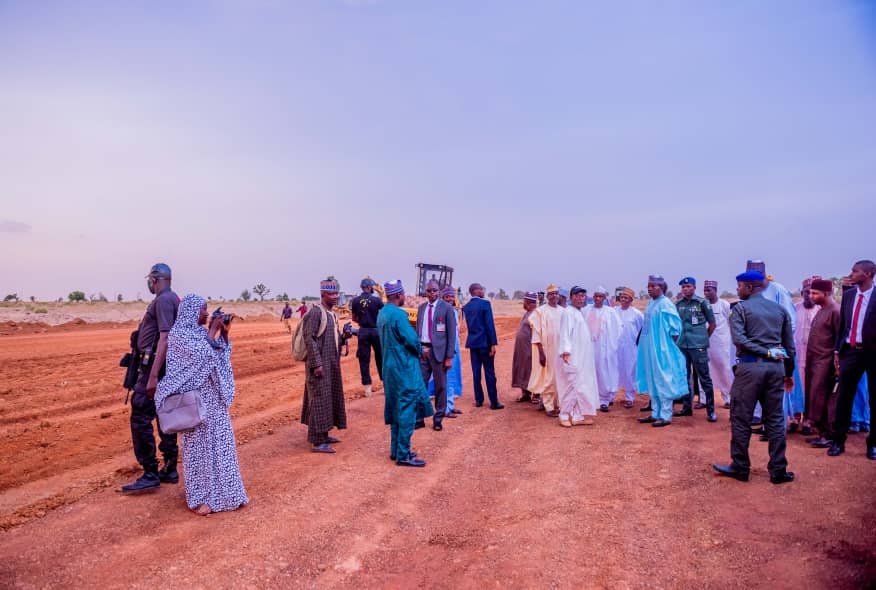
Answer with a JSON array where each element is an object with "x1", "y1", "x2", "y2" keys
[
  {"x1": 121, "y1": 263, "x2": 180, "y2": 494},
  {"x1": 713, "y1": 270, "x2": 796, "y2": 485},
  {"x1": 351, "y1": 278, "x2": 384, "y2": 397}
]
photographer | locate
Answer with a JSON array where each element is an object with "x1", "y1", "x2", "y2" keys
[
  {"x1": 121, "y1": 263, "x2": 180, "y2": 494},
  {"x1": 155, "y1": 295, "x2": 248, "y2": 515}
]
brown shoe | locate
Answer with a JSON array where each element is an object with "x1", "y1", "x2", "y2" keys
[{"x1": 546, "y1": 410, "x2": 560, "y2": 418}]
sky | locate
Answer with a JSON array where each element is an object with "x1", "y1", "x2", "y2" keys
[{"x1": 1, "y1": 0, "x2": 875, "y2": 301}]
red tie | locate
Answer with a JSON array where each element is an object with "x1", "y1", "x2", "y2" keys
[
  {"x1": 428, "y1": 303, "x2": 434, "y2": 339},
  {"x1": 850, "y1": 293, "x2": 864, "y2": 347}
]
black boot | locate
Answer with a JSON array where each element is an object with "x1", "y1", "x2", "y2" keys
[
  {"x1": 121, "y1": 469, "x2": 160, "y2": 494},
  {"x1": 158, "y1": 459, "x2": 179, "y2": 484}
]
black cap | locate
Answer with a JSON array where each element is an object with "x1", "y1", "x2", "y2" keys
[{"x1": 147, "y1": 263, "x2": 172, "y2": 279}]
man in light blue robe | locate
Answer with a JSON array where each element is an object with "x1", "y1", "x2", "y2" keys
[
  {"x1": 377, "y1": 280, "x2": 432, "y2": 467},
  {"x1": 850, "y1": 373, "x2": 871, "y2": 433},
  {"x1": 636, "y1": 275, "x2": 689, "y2": 427}
]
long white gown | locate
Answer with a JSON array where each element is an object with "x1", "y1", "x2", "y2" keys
[
  {"x1": 583, "y1": 305, "x2": 623, "y2": 406},
  {"x1": 617, "y1": 306, "x2": 644, "y2": 401},
  {"x1": 556, "y1": 306, "x2": 599, "y2": 421}
]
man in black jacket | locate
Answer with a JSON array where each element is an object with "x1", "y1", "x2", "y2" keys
[
  {"x1": 712, "y1": 270, "x2": 796, "y2": 485},
  {"x1": 829, "y1": 260, "x2": 876, "y2": 459}
]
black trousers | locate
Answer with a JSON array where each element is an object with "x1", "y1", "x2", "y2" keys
[
  {"x1": 469, "y1": 347, "x2": 499, "y2": 407},
  {"x1": 728, "y1": 362, "x2": 787, "y2": 476},
  {"x1": 834, "y1": 346, "x2": 876, "y2": 448},
  {"x1": 420, "y1": 347, "x2": 447, "y2": 424},
  {"x1": 130, "y1": 366, "x2": 178, "y2": 472},
  {"x1": 682, "y1": 348, "x2": 715, "y2": 413},
  {"x1": 356, "y1": 328, "x2": 383, "y2": 386}
]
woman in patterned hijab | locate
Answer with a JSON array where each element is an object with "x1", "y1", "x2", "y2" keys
[{"x1": 156, "y1": 294, "x2": 248, "y2": 516}]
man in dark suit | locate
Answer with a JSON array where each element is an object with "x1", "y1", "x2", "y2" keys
[
  {"x1": 462, "y1": 283, "x2": 504, "y2": 410},
  {"x1": 830, "y1": 259, "x2": 876, "y2": 459},
  {"x1": 416, "y1": 280, "x2": 458, "y2": 431}
]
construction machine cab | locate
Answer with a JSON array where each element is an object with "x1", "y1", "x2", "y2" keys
[{"x1": 415, "y1": 263, "x2": 454, "y2": 296}]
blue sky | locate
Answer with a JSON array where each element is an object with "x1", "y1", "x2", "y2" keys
[{"x1": 2, "y1": 1, "x2": 875, "y2": 300}]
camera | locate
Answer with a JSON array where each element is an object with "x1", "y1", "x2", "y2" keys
[{"x1": 212, "y1": 307, "x2": 232, "y2": 325}]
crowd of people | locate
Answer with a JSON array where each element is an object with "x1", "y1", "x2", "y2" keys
[{"x1": 119, "y1": 257, "x2": 876, "y2": 514}]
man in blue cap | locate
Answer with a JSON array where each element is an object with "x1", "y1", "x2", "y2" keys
[
  {"x1": 745, "y1": 259, "x2": 797, "y2": 428},
  {"x1": 674, "y1": 277, "x2": 718, "y2": 422},
  {"x1": 713, "y1": 270, "x2": 796, "y2": 485},
  {"x1": 351, "y1": 277, "x2": 384, "y2": 397}
]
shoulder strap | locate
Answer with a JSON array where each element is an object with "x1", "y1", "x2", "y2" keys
[{"x1": 317, "y1": 305, "x2": 327, "y2": 338}]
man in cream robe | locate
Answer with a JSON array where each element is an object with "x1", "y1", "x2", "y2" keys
[
  {"x1": 585, "y1": 286, "x2": 623, "y2": 412},
  {"x1": 556, "y1": 286, "x2": 599, "y2": 426},
  {"x1": 703, "y1": 280, "x2": 734, "y2": 406},
  {"x1": 616, "y1": 287, "x2": 644, "y2": 408},
  {"x1": 528, "y1": 285, "x2": 564, "y2": 416}
]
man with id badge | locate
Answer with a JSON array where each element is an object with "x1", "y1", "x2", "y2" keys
[
  {"x1": 416, "y1": 280, "x2": 457, "y2": 431},
  {"x1": 674, "y1": 277, "x2": 718, "y2": 422}
]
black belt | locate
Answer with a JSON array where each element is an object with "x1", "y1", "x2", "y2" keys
[
  {"x1": 420, "y1": 342, "x2": 432, "y2": 347},
  {"x1": 736, "y1": 355, "x2": 781, "y2": 364}
]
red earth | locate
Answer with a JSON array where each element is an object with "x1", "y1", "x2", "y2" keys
[{"x1": 0, "y1": 317, "x2": 874, "y2": 588}]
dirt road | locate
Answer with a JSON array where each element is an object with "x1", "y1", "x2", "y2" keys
[{"x1": 1, "y1": 318, "x2": 874, "y2": 588}]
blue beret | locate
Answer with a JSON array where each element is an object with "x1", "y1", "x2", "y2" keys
[
  {"x1": 736, "y1": 271, "x2": 765, "y2": 283},
  {"x1": 678, "y1": 277, "x2": 696, "y2": 286}
]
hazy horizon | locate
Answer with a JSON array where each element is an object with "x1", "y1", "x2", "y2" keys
[{"x1": 3, "y1": 1, "x2": 875, "y2": 301}]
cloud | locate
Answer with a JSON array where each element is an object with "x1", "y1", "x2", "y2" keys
[{"x1": 0, "y1": 220, "x2": 31, "y2": 233}]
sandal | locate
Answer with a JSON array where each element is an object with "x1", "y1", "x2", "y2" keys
[{"x1": 193, "y1": 504, "x2": 212, "y2": 516}]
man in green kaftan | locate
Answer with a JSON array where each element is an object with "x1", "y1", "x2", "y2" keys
[{"x1": 377, "y1": 280, "x2": 433, "y2": 467}]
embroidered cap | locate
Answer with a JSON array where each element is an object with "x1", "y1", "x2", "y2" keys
[
  {"x1": 704, "y1": 280, "x2": 718, "y2": 289},
  {"x1": 746, "y1": 260, "x2": 766, "y2": 274},
  {"x1": 320, "y1": 279, "x2": 339, "y2": 292},
  {"x1": 384, "y1": 280, "x2": 404, "y2": 297},
  {"x1": 524, "y1": 291, "x2": 538, "y2": 302},
  {"x1": 802, "y1": 275, "x2": 821, "y2": 289}
]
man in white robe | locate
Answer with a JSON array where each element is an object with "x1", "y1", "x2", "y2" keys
[
  {"x1": 528, "y1": 285, "x2": 564, "y2": 417},
  {"x1": 703, "y1": 280, "x2": 734, "y2": 407},
  {"x1": 556, "y1": 286, "x2": 599, "y2": 426},
  {"x1": 585, "y1": 286, "x2": 623, "y2": 412},
  {"x1": 794, "y1": 277, "x2": 820, "y2": 432},
  {"x1": 616, "y1": 287, "x2": 643, "y2": 408}
]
